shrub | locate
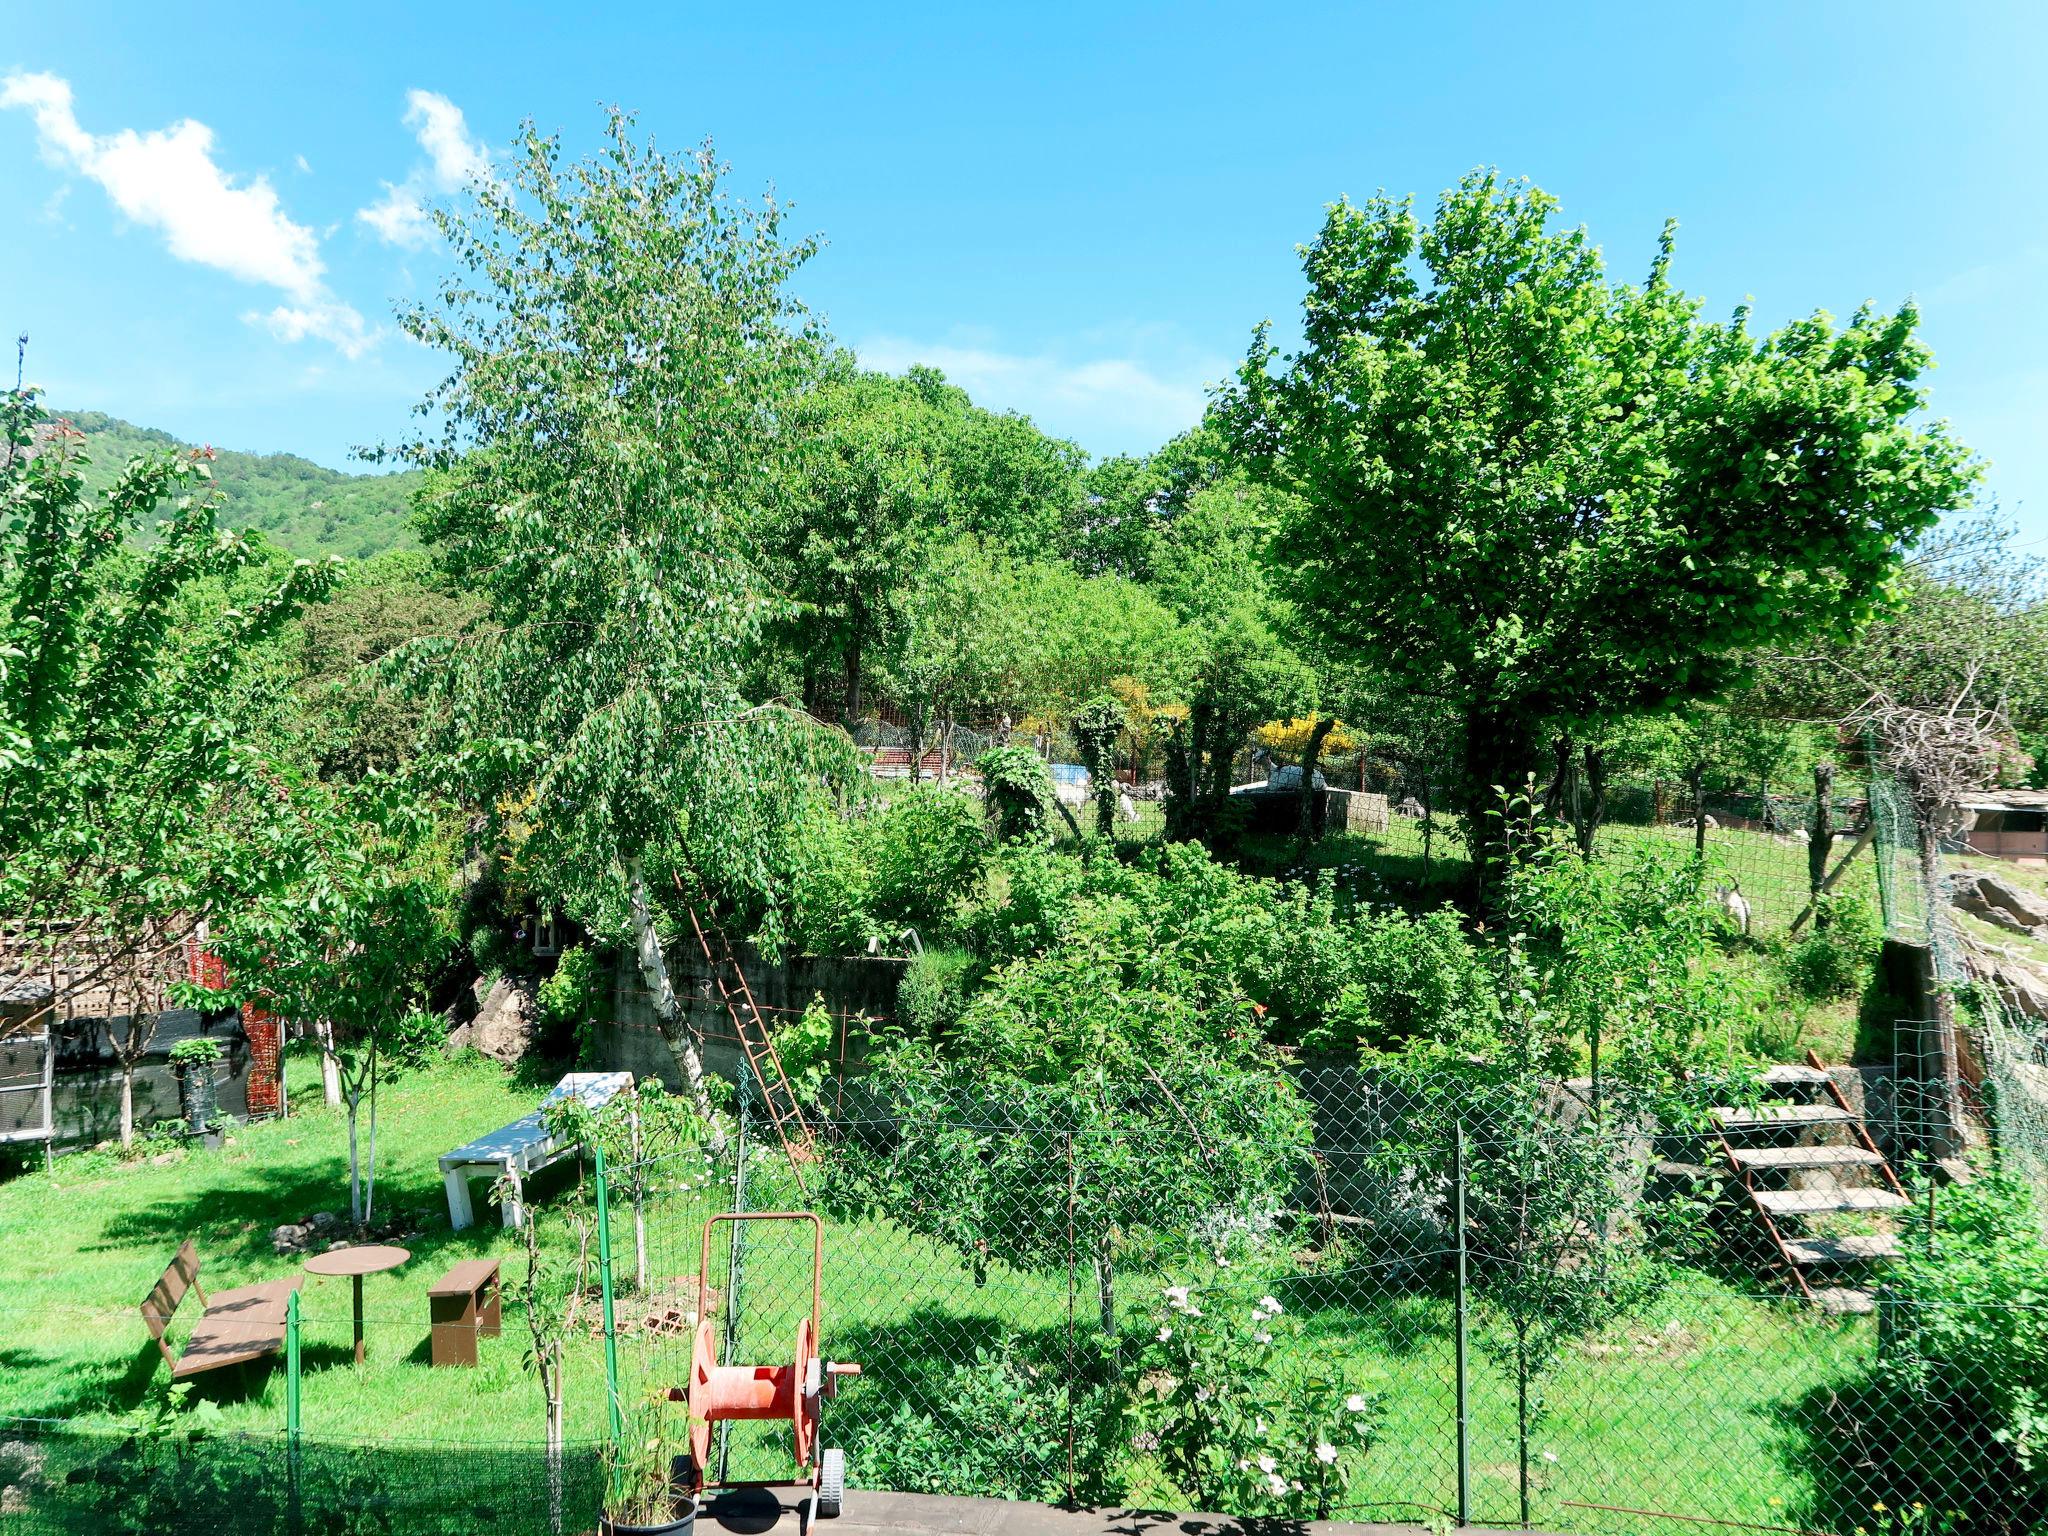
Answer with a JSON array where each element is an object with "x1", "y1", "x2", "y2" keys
[
  {"x1": 975, "y1": 745, "x2": 1063, "y2": 842},
  {"x1": 863, "y1": 788, "x2": 989, "y2": 937},
  {"x1": 167, "y1": 1038, "x2": 223, "y2": 1070},
  {"x1": 897, "y1": 945, "x2": 980, "y2": 1038},
  {"x1": 783, "y1": 803, "x2": 872, "y2": 956},
  {"x1": 536, "y1": 943, "x2": 610, "y2": 1063},
  {"x1": 1816, "y1": 1171, "x2": 2048, "y2": 1531},
  {"x1": 1780, "y1": 893, "x2": 1882, "y2": 1001},
  {"x1": 837, "y1": 1338, "x2": 1126, "y2": 1504},
  {"x1": 384, "y1": 1005, "x2": 447, "y2": 1070},
  {"x1": 1133, "y1": 1285, "x2": 1378, "y2": 1519}
]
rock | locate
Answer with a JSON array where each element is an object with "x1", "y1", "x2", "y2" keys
[
  {"x1": 308, "y1": 1210, "x2": 342, "y2": 1232},
  {"x1": 469, "y1": 975, "x2": 538, "y2": 1064},
  {"x1": 1953, "y1": 870, "x2": 2048, "y2": 933},
  {"x1": 1963, "y1": 943, "x2": 2048, "y2": 1020},
  {"x1": 1395, "y1": 796, "x2": 1425, "y2": 818},
  {"x1": 271, "y1": 1223, "x2": 310, "y2": 1254},
  {"x1": 1266, "y1": 764, "x2": 1328, "y2": 792}
]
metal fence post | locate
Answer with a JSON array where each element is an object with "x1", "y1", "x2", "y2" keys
[
  {"x1": 717, "y1": 1061, "x2": 752, "y2": 1485},
  {"x1": 594, "y1": 1142, "x2": 624, "y2": 1449},
  {"x1": 286, "y1": 1287, "x2": 301, "y2": 1437},
  {"x1": 1454, "y1": 1120, "x2": 1471, "y2": 1529},
  {"x1": 286, "y1": 1286, "x2": 303, "y2": 1536}
]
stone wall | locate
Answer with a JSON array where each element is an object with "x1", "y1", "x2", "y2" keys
[{"x1": 597, "y1": 942, "x2": 907, "y2": 1088}]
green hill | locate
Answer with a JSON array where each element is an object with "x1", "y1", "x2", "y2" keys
[{"x1": 54, "y1": 409, "x2": 423, "y2": 560}]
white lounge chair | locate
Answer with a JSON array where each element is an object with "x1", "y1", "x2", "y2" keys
[{"x1": 439, "y1": 1071, "x2": 632, "y2": 1230}]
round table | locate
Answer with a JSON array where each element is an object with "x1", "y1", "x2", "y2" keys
[{"x1": 303, "y1": 1244, "x2": 409, "y2": 1366}]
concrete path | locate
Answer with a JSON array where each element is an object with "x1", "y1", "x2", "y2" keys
[{"x1": 693, "y1": 1487, "x2": 1542, "y2": 1535}]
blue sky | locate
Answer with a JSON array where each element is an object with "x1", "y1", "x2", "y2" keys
[{"x1": 5, "y1": 2, "x2": 2045, "y2": 537}]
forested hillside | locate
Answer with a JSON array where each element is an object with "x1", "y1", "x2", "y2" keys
[{"x1": 55, "y1": 409, "x2": 421, "y2": 558}]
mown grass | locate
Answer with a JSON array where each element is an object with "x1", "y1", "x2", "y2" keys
[{"x1": 3, "y1": 1056, "x2": 1879, "y2": 1531}]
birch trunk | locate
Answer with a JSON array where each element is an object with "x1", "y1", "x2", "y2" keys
[
  {"x1": 625, "y1": 856, "x2": 727, "y2": 1154},
  {"x1": 120, "y1": 1063, "x2": 136, "y2": 1148}
]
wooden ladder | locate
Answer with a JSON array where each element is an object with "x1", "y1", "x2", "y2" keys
[
  {"x1": 675, "y1": 874, "x2": 816, "y2": 1196},
  {"x1": 1711, "y1": 1050, "x2": 1907, "y2": 1314}
]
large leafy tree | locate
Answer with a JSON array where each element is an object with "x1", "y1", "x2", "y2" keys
[
  {"x1": 0, "y1": 387, "x2": 339, "y2": 1146},
  {"x1": 392, "y1": 113, "x2": 854, "y2": 1133},
  {"x1": 1226, "y1": 171, "x2": 1978, "y2": 891}
]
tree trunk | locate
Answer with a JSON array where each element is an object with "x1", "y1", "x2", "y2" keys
[
  {"x1": 1690, "y1": 763, "x2": 1707, "y2": 858},
  {"x1": 346, "y1": 1089, "x2": 363, "y2": 1224},
  {"x1": 1095, "y1": 1248, "x2": 1116, "y2": 1340},
  {"x1": 364, "y1": 1038, "x2": 379, "y2": 1225},
  {"x1": 319, "y1": 1024, "x2": 342, "y2": 1107},
  {"x1": 1295, "y1": 715, "x2": 1337, "y2": 846},
  {"x1": 1810, "y1": 762, "x2": 1835, "y2": 923},
  {"x1": 119, "y1": 1060, "x2": 136, "y2": 1148},
  {"x1": 840, "y1": 630, "x2": 864, "y2": 727},
  {"x1": 624, "y1": 856, "x2": 727, "y2": 1155},
  {"x1": 630, "y1": 1104, "x2": 649, "y2": 1293},
  {"x1": 1462, "y1": 704, "x2": 1539, "y2": 908},
  {"x1": 1575, "y1": 745, "x2": 1608, "y2": 857},
  {"x1": 907, "y1": 701, "x2": 926, "y2": 786}
]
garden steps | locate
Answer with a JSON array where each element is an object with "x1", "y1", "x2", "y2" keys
[
  {"x1": 1728, "y1": 1144, "x2": 1884, "y2": 1171},
  {"x1": 1751, "y1": 1187, "x2": 1910, "y2": 1216},
  {"x1": 1781, "y1": 1234, "x2": 1901, "y2": 1265},
  {"x1": 1712, "y1": 1051, "x2": 1909, "y2": 1312}
]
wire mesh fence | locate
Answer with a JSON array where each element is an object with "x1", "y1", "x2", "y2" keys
[{"x1": 584, "y1": 1058, "x2": 2037, "y2": 1535}]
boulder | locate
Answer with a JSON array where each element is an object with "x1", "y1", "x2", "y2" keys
[
  {"x1": 1953, "y1": 870, "x2": 2048, "y2": 933},
  {"x1": 467, "y1": 975, "x2": 538, "y2": 1064}
]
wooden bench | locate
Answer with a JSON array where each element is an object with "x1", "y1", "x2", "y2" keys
[
  {"x1": 427, "y1": 1258, "x2": 502, "y2": 1368},
  {"x1": 141, "y1": 1238, "x2": 300, "y2": 1381},
  {"x1": 439, "y1": 1071, "x2": 632, "y2": 1230}
]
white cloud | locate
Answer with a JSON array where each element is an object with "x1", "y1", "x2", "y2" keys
[
  {"x1": 1, "y1": 70, "x2": 371, "y2": 356},
  {"x1": 854, "y1": 331, "x2": 1228, "y2": 454},
  {"x1": 294, "y1": 152, "x2": 312, "y2": 174},
  {"x1": 357, "y1": 89, "x2": 488, "y2": 250}
]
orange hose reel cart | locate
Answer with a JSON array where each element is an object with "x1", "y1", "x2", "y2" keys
[{"x1": 670, "y1": 1213, "x2": 860, "y2": 1523}]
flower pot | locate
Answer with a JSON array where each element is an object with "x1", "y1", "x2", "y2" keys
[
  {"x1": 597, "y1": 1495, "x2": 697, "y2": 1536},
  {"x1": 177, "y1": 1067, "x2": 218, "y2": 1135}
]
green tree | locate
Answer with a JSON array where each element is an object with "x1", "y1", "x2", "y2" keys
[
  {"x1": 391, "y1": 113, "x2": 856, "y2": 1141},
  {"x1": 1227, "y1": 170, "x2": 1978, "y2": 893},
  {"x1": 0, "y1": 387, "x2": 339, "y2": 1146},
  {"x1": 204, "y1": 778, "x2": 454, "y2": 1223}
]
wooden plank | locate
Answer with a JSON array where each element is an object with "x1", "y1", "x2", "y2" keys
[
  {"x1": 1758, "y1": 1064, "x2": 1831, "y2": 1087},
  {"x1": 430, "y1": 1258, "x2": 500, "y2": 1297},
  {"x1": 1783, "y1": 1234, "x2": 1901, "y2": 1265},
  {"x1": 1752, "y1": 1187, "x2": 1911, "y2": 1216},
  {"x1": 1712, "y1": 1103, "x2": 1853, "y2": 1127},
  {"x1": 1729, "y1": 1145, "x2": 1885, "y2": 1170}
]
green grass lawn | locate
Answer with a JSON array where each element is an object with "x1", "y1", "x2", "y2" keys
[{"x1": 2, "y1": 1055, "x2": 1879, "y2": 1532}]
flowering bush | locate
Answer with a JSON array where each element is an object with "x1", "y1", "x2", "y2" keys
[{"x1": 1132, "y1": 1284, "x2": 1377, "y2": 1518}]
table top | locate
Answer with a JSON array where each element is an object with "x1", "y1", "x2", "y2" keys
[{"x1": 303, "y1": 1243, "x2": 410, "y2": 1278}]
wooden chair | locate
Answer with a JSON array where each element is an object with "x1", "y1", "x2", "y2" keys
[{"x1": 140, "y1": 1238, "x2": 300, "y2": 1380}]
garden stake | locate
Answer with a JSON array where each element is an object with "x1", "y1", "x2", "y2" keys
[
  {"x1": 286, "y1": 1288, "x2": 303, "y2": 1536},
  {"x1": 594, "y1": 1143, "x2": 624, "y2": 1449},
  {"x1": 1454, "y1": 1121, "x2": 1471, "y2": 1530}
]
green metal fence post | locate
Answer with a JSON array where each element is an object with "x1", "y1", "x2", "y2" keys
[
  {"x1": 1454, "y1": 1120, "x2": 1471, "y2": 1529},
  {"x1": 286, "y1": 1286, "x2": 303, "y2": 1536},
  {"x1": 594, "y1": 1142, "x2": 625, "y2": 1449},
  {"x1": 286, "y1": 1287, "x2": 301, "y2": 1438}
]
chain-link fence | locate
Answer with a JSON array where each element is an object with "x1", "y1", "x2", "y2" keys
[
  {"x1": 581, "y1": 1058, "x2": 2038, "y2": 1535},
  {"x1": 0, "y1": 1418, "x2": 604, "y2": 1536}
]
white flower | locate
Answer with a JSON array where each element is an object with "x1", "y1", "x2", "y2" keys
[
  {"x1": 1163, "y1": 1284, "x2": 1191, "y2": 1310},
  {"x1": 1258, "y1": 1295, "x2": 1284, "y2": 1317},
  {"x1": 1157, "y1": 1326, "x2": 1173, "y2": 1342},
  {"x1": 1255, "y1": 1418, "x2": 1266, "y2": 1434},
  {"x1": 1266, "y1": 1473, "x2": 1288, "y2": 1497},
  {"x1": 1194, "y1": 1384, "x2": 1211, "y2": 1402},
  {"x1": 1315, "y1": 1441, "x2": 1338, "y2": 1465},
  {"x1": 1256, "y1": 1455, "x2": 1277, "y2": 1474},
  {"x1": 1345, "y1": 1393, "x2": 1369, "y2": 1413},
  {"x1": 1253, "y1": 1329, "x2": 1272, "y2": 1345},
  {"x1": 1541, "y1": 1450, "x2": 1558, "y2": 1464}
]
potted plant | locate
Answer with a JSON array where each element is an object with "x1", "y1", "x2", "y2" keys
[
  {"x1": 167, "y1": 1037, "x2": 224, "y2": 1136},
  {"x1": 600, "y1": 1396, "x2": 697, "y2": 1535}
]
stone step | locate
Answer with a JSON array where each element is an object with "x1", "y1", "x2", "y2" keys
[
  {"x1": 1783, "y1": 1234, "x2": 1902, "y2": 1265},
  {"x1": 1759, "y1": 1064, "x2": 1832, "y2": 1087},
  {"x1": 1713, "y1": 1103, "x2": 1854, "y2": 1128},
  {"x1": 1753, "y1": 1187, "x2": 1911, "y2": 1216},
  {"x1": 1730, "y1": 1145, "x2": 1884, "y2": 1171},
  {"x1": 1812, "y1": 1286, "x2": 1876, "y2": 1315}
]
